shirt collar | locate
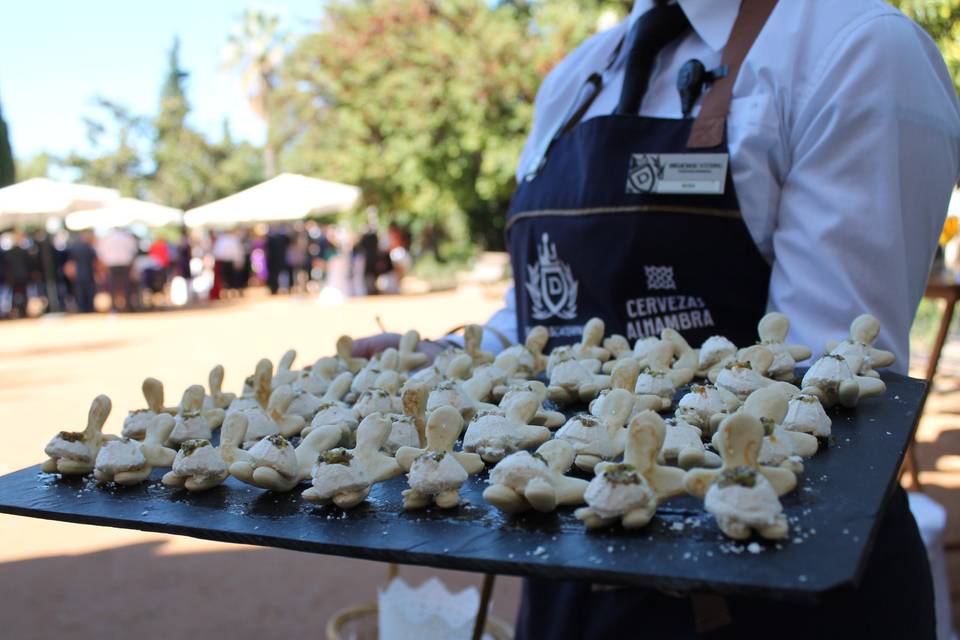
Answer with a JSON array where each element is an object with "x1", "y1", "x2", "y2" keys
[{"x1": 628, "y1": 0, "x2": 742, "y2": 52}]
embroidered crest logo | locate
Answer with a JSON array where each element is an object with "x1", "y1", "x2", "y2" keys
[
  {"x1": 644, "y1": 265, "x2": 677, "y2": 291},
  {"x1": 526, "y1": 233, "x2": 578, "y2": 320},
  {"x1": 626, "y1": 154, "x2": 665, "y2": 194}
]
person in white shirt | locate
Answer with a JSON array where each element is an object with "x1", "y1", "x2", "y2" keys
[
  {"x1": 96, "y1": 227, "x2": 138, "y2": 312},
  {"x1": 355, "y1": 1, "x2": 960, "y2": 636}
]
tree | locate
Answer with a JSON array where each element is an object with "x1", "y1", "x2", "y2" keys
[
  {"x1": 891, "y1": 0, "x2": 960, "y2": 93},
  {"x1": 0, "y1": 95, "x2": 14, "y2": 188},
  {"x1": 222, "y1": 8, "x2": 290, "y2": 178},
  {"x1": 61, "y1": 97, "x2": 151, "y2": 198},
  {"x1": 63, "y1": 40, "x2": 263, "y2": 207},
  {"x1": 278, "y1": 0, "x2": 608, "y2": 250}
]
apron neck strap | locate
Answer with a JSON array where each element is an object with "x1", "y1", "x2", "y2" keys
[{"x1": 687, "y1": 0, "x2": 778, "y2": 149}]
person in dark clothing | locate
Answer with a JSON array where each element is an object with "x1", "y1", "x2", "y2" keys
[
  {"x1": 6, "y1": 232, "x2": 31, "y2": 318},
  {"x1": 265, "y1": 226, "x2": 290, "y2": 295},
  {"x1": 359, "y1": 227, "x2": 380, "y2": 295},
  {"x1": 67, "y1": 231, "x2": 98, "y2": 313}
]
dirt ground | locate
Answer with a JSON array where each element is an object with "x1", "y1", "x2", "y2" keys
[{"x1": 0, "y1": 285, "x2": 957, "y2": 638}]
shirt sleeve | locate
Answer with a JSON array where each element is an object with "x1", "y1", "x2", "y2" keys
[{"x1": 769, "y1": 13, "x2": 960, "y2": 373}]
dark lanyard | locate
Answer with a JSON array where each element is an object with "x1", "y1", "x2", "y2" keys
[{"x1": 523, "y1": 34, "x2": 626, "y2": 181}]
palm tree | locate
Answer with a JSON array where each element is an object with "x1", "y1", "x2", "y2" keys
[{"x1": 222, "y1": 9, "x2": 290, "y2": 178}]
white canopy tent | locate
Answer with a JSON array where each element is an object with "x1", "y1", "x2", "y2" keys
[
  {"x1": 0, "y1": 178, "x2": 120, "y2": 228},
  {"x1": 64, "y1": 197, "x2": 182, "y2": 231},
  {"x1": 183, "y1": 173, "x2": 361, "y2": 228}
]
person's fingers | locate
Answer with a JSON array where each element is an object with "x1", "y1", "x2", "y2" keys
[{"x1": 351, "y1": 333, "x2": 401, "y2": 358}]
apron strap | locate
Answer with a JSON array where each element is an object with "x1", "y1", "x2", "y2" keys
[{"x1": 687, "y1": 0, "x2": 778, "y2": 149}]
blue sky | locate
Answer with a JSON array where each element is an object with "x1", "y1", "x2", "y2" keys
[{"x1": 0, "y1": 1, "x2": 323, "y2": 162}]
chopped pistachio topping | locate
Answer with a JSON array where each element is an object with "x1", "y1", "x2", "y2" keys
[
  {"x1": 128, "y1": 408, "x2": 152, "y2": 415},
  {"x1": 422, "y1": 450, "x2": 447, "y2": 462},
  {"x1": 798, "y1": 395, "x2": 818, "y2": 404},
  {"x1": 57, "y1": 431, "x2": 85, "y2": 442},
  {"x1": 760, "y1": 417, "x2": 776, "y2": 436},
  {"x1": 690, "y1": 385, "x2": 707, "y2": 395},
  {"x1": 315, "y1": 402, "x2": 335, "y2": 411},
  {"x1": 321, "y1": 448, "x2": 353, "y2": 465},
  {"x1": 180, "y1": 410, "x2": 201, "y2": 420},
  {"x1": 532, "y1": 452, "x2": 549, "y2": 466},
  {"x1": 731, "y1": 361, "x2": 753, "y2": 371},
  {"x1": 575, "y1": 413, "x2": 600, "y2": 428},
  {"x1": 716, "y1": 466, "x2": 758, "y2": 489},
  {"x1": 436, "y1": 381, "x2": 457, "y2": 391},
  {"x1": 180, "y1": 439, "x2": 210, "y2": 456},
  {"x1": 266, "y1": 434, "x2": 290, "y2": 449},
  {"x1": 603, "y1": 463, "x2": 641, "y2": 485},
  {"x1": 826, "y1": 354, "x2": 846, "y2": 362}
]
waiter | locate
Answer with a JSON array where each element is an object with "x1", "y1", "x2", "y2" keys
[{"x1": 355, "y1": 0, "x2": 960, "y2": 637}]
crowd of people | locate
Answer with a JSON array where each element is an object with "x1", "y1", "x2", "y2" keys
[{"x1": 0, "y1": 220, "x2": 415, "y2": 319}]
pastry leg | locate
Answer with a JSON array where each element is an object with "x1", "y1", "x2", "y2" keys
[
  {"x1": 524, "y1": 477, "x2": 558, "y2": 513},
  {"x1": 434, "y1": 489, "x2": 461, "y2": 509}
]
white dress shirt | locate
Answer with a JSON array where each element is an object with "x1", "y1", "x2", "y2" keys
[{"x1": 482, "y1": 0, "x2": 960, "y2": 372}]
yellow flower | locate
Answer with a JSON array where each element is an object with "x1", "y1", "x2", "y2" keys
[{"x1": 940, "y1": 217, "x2": 958, "y2": 246}]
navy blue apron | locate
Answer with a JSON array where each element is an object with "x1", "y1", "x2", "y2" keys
[{"x1": 506, "y1": 1, "x2": 935, "y2": 637}]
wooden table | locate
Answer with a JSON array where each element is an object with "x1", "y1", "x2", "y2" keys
[{"x1": 906, "y1": 275, "x2": 960, "y2": 489}]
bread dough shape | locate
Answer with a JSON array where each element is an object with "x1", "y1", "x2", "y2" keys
[
  {"x1": 546, "y1": 347, "x2": 611, "y2": 405},
  {"x1": 167, "y1": 385, "x2": 226, "y2": 447},
  {"x1": 752, "y1": 312, "x2": 812, "y2": 381},
  {"x1": 383, "y1": 382, "x2": 429, "y2": 455},
  {"x1": 659, "y1": 417, "x2": 721, "y2": 470},
  {"x1": 825, "y1": 314, "x2": 896, "y2": 378},
  {"x1": 462, "y1": 391, "x2": 551, "y2": 463},
  {"x1": 493, "y1": 325, "x2": 548, "y2": 379},
  {"x1": 570, "y1": 318, "x2": 612, "y2": 362},
  {"x1": 633, "y1": 342, "x2": 694, "y2": 411},
  {"x1": 696, "y1": 335, "x2": 738, "y2": 380},
  {"x1": 123, "y1": 377, "x2": 166, "y2": 440},
  {"x1": 397, "y1": 407, "x2": 483, "y2": 509},
  {"x1": 397, "y1": 406, "x2": 483, "y2": 509},
  {"x1": 95, "y1": 414, "x2": 177, "y2": 485},
  {"x1": 426, "y1": 357, "x2": 494, "y2": 422},
  {"x1": 780, "y1": 393, "x2": 832, "y2": 438},
  {"x1": 161, "y1": 428, "x2": 232, "y2": 492},
  {"x1": 231, "y1": 384, "x2": 308, "y2": 448},
  {"x1": 468, "y1": 354, "x2": 524, "y2": 404},
  {"x1": 43, "y1": 395, "x2": 114, "y2": 475},
  {"x1": 575, "y1": 411, "x2": 686, "y2": 530},
  {"x1": 491, "y1": 380, "x2": 566, "y2": 429},
  {"x1": 296, "y1": 356, "x2": 342, "y2": 396},
  {"x1": 715, "y1": 345, "x2": 778, "y2": 400},
  {"x1": 229, "y1": 418, "x2": 343, "y2": 492},
  {"x1": 302, "y1": 412, "x2": 402, "y2": 508},
  {"x1": 354, "y1": 370, "x2": 402, "y2": 419},
  {"x1": 348, "y1": 348, "x2": 401, "y2": 403},
  {"x1": 801, "y1": 354, "x2": 885, "y2": 408},
  {"x1": 557, "y1": 387, "x2": 634, "y2": 474},
  {"x1": 301, "y1": 372, "x2": 358, "y2": 440},
  {"x1": 685, "y1": 412, "x2": 797, "y2": 540},
  {"x1": 483, "y1": 439, "x2": 589, "y2": 514},
  {"x1": 675, "y1": 383, "x2": 742, "y2": 437},
  {"x1": 432, "y1": 324, "x2": 495, "y2": 374},
  {"x1": 272, "y1": 349, "x2": 302, "y2": 388},
  {"x1": 732, "y1": 385, "x2": 818, "y2": 474},
  {"x1": 397, "y1": 329, "x2": 429, "y2": 372},
  {"x1": 202, "y1": 365, "x2": 237, "y2": 411},
  {"x1": 334, "y1": 335, "x2": 368, "y2": 374},
  {"x1": 228, "y1": 359, "x2": 274, "y2": 415}
]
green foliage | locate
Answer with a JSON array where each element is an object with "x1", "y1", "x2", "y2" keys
[
  {"x1": 222, "y1": 8, "x2": 291, "y2": 177},
  {"x1": 891, "y1": 0, "x2": 960, "y2": 92},
  {"x1": 277, "y1": 0, "x2": 613, "y2": 251},
  {"x1": 0, "y1": 97, "x2": 13, "y2": 188},
  {"x1": 16, "y1": 153, "x2": 51, "y2": 181},
  {"x1": 62, "y1": 39, "x2": 263, "y2": 210},
  {"x1": 61, "y1": 98, "x2": 151, "y2": 198}
]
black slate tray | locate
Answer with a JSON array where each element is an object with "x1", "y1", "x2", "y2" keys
[{"x1": 0, "y1": 372, "x2": 924, "y2": 603}]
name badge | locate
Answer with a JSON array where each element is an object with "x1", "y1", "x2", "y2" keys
[{"x1": 626, "y1": 153, "x2": 728, "y2": 195}]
